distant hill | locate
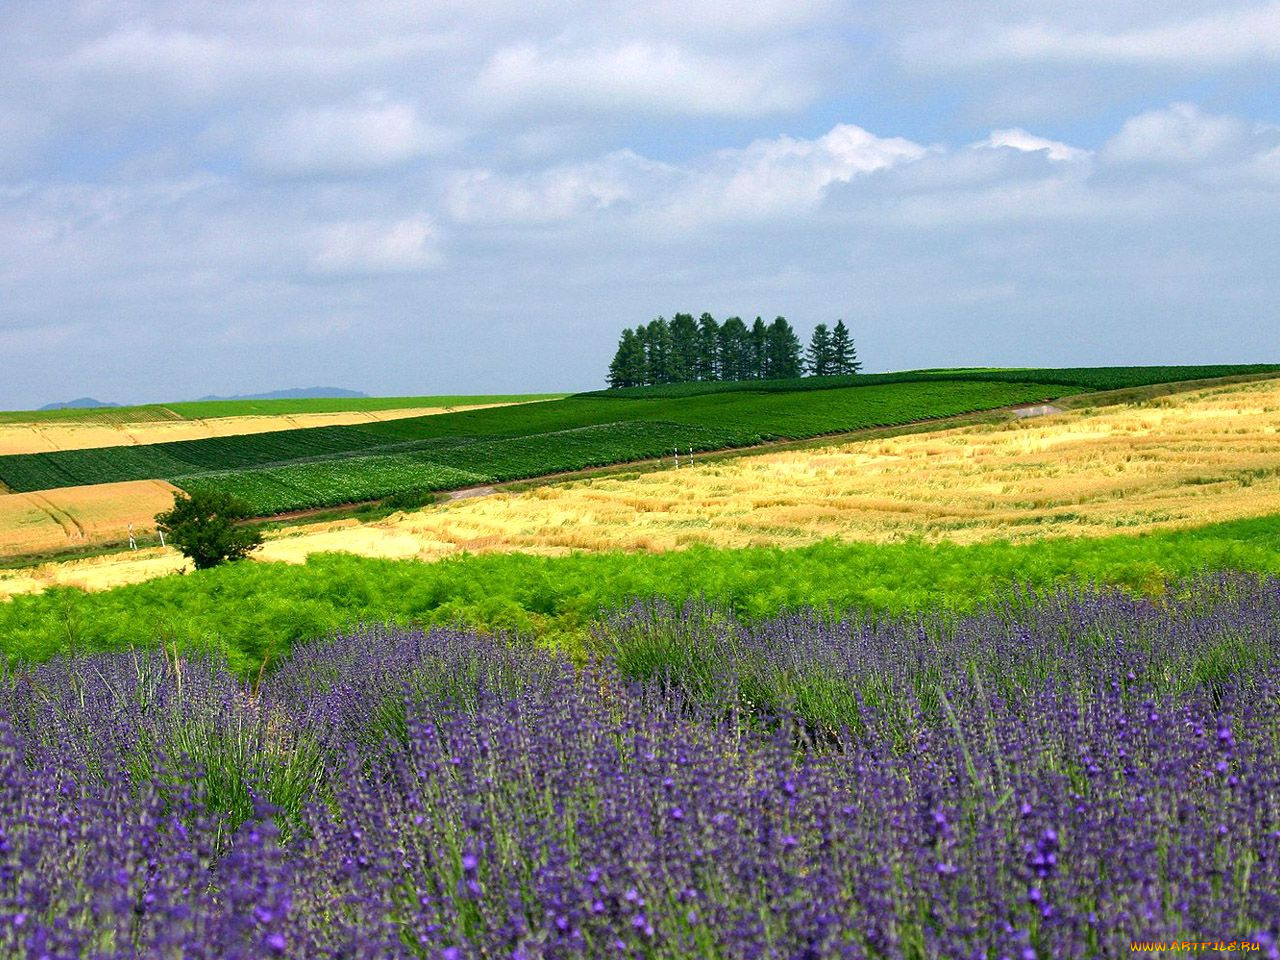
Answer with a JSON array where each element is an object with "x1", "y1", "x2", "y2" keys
[
  {"x1": 193, "y1": 387, "x2": 369, "y2": 402},
  {"x1": 38, "y1": 397, "x2": 120, "y2": 411}
]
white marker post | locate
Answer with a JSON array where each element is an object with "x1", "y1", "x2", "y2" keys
[
  {"x1": 158, "y1": 528, "x2": 166, "y2": 548},
  {"x1": 689, "y1": 446, "x2": 693, "y2": 466},
  {"x1": 674, "y1": 447, "x2": 679, "y2": 468}
]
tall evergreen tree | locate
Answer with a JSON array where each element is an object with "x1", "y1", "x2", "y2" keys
[
  {"x1": 607, "y1": 332, "x2": 628, "y2": 388},
  {"x1": 718, "y1": 316, "x2": 750, "y2": 382},
  {"x1": 830, "y1": 319, "x2": 860, "y2": 375},
  {"x1": 764, "y1": 316, "x2": 802, "y2": 379},
  {"x1": 633, "y1": 324, "x2": 652, "y2": 385},
  {"x1": 669, "y1": 313, "x2": 699, "y2": 384},
  {"x1": 695, "y1": 313, "x2": 720, "y2": 380},
  {"x1": 607, "y1": 327, "x2": 646, "y2": 388},
  {"x1": 805, "y1": 323, "x2": 834, "y2": 377},
  {"x1": 748, "y1": 317, "x2": 768, "y2": 379},
  {"x1": 644, "y1": 317, "x2": 674, "y2": 384}
]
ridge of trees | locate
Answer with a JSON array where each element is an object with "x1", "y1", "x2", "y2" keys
[{"x1": 607, "y1": 314, "x2": 860, "y2": 389}]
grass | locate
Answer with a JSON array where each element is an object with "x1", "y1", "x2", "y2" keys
[
  {"x1": 2, "y1": 513, "x2": 1279, "y2": 674},
  {"x1": 0, "y1": 380, "x2": 1073, "y2": 506}
]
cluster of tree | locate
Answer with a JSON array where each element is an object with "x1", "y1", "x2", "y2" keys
[{"x1": 607, "y1": 313, "x2": 859, "y2": 388}]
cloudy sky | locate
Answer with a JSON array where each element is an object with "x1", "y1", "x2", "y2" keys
[{"x1": 2, "y1": 2, "x2": 1279, "y2": 407}]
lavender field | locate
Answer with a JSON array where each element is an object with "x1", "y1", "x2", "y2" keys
[{"x1": 3, "y1": 578, "x2": 1279, "y2": 958}]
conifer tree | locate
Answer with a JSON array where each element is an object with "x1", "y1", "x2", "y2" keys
[
  {"x1": 607, "y1": 333, "x2": 628, "y2": 389},
  {"x1": 830, "y1": 319, "x2": 860, "y2": 375},
  {"x1": 749, "y1": 317, "x2": 768, "y2": 379},
  {"x1": 764, "y1": 316, "x2": 802, "y2": 379},
  {"x1": 718, "y1": 316, "x2": 750, "y2": 382},
  {"x1": 669, "y1": 313, "x2": 699, "y2": 384},
  {"x1": 806, "y1": 323, "x2": 834, "y2": 377},
  {"x1": 695, "y1": 313, "x2": 720, "y2": 380},
  {"x1": 607, "y1": 328, "x2": 646, "y2": 388},
  {"x1": 632, "y1": 324, "x2": 652, "y2": 385},
  {"x1": 644, "y1": 317, "x2": 674, "y2": 384}
]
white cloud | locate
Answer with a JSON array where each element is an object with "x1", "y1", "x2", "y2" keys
[
  {"x1": 908, "y1": 2, "x2": 1280, "y2": 68},
  {"x1": 448, "y1": 124, "x2": 928, "y2": 226},
  {"x1": 1103, "y1": 103, "x2": 1259, "y2": 165},
  {"x1": 981, "y1": 129, "x2": 1089, "y2": 163},
  {"x1": 447, "y1": 150, "x2": 675, "y2": 224},
  {"x1": 687, "y1": 124, "x2": 929, "y2": 218},
  {"x1": 309, "y1": 218, "x2": 442, "y2": 274},
  {"x1": 252, "y1": 101, "x2": 456, "y2": 176},
  {"x1": 473, "y1": 40, "x2": 816, "y2": 117}
]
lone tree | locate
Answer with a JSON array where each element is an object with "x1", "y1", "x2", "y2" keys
[{"x1": 155, "y1": 490, "x2": 264, "y2": 570}]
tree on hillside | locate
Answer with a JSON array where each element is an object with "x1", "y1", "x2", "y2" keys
[
  {"x1": 748, "y1": 317, "x2": 768, "y2": 379},
  {"x1": 718, "y1": 316, "x2": 750, "y2": 382},
  {"x1": 669, "y1": 313, "x2": 699, "y2": 384},
  {"x1": 830, "y1": 319, "x2": 861, "y2": 375},
  {"x1": 607, "y1": 328, "x2": 647, "y2": 388},
  {"x1": 765, "y1": 316, "x2": 803, "y2": 379},
  {"x1": 695, "y1": 313, "x2": 720, "y2": 380},
  {"x1": 644, "y1": 318, "x2": 674, "y2": 385},
  {"x1": 806, "y1": 323, "x2": 834, "y2": 377},
  {"x1": 156, "y1": 490, "x2": 263, "y2": 570}
]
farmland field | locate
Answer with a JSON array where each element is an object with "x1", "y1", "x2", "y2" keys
[
  {"x1": 0, "y1": 480, "x2": 179, "y2": 556},
  {"x1": 0, "y1": 392, "x2": 565, "y2": 425},
  {"x1": 339, "y1": 376, "x2": 1280, "y2": 554},
  {"x1": 0, "y1": 398, "x2": 556, "y2": 456},
  {"x1": 579, "y1": 362, "x2": 1280, "y2": 399},
  {"x1": 0, "y1": 378, "x2": 1071, "y2": 510},
  {"x1": 5, "y1": 376, "x2": 1280, "y2": 593}
]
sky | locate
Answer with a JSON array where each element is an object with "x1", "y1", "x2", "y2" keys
[{"x1": 1, "y1": 2, "x2": 1279, "y2": 408}]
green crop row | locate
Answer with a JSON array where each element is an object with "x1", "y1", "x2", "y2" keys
[
  {"x1": 174, "y1": 422, "x2": 739, "y2": 513},
  {"x1": 577, "y1": 364, "x2": 1280, "y2": 400},
  {"x1": 176, "y1": 458, "x2": 489, "y2": 514}
]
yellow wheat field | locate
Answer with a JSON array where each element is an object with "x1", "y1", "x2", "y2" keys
[
  {"x1": 0, "y1": 401, "x2": 535, "y2": 456},
  {"x1": 3, "y1": 378, "x2": 1279, "y2": 598},
  {"x1": 0, "y1": 480, "x2": 181, "y2": 557},
  {"x1": 322, "y1": 377, "x2": 1279, "y2": 557}
]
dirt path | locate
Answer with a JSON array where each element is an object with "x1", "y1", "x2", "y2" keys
[
  {"x1": 447, "y1": 486, "x2": 497, "y2": 501},
  {"x1": 1011, "y1": 404, "x2": 1065, "y2": 418}
]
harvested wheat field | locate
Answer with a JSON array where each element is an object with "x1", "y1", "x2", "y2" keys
[
  {"x1": 261, "y1": 377, "x2": 1280, "y2": 559},
  {"x1": 0, "y1": 401, "x2": 531, "y2": 455},
  {"x1": 4, "y1": 378, "x2": 1279, "y2": 597},
  {"x1": 0, "y1": 480, "x2": 181, "y2": 557}
]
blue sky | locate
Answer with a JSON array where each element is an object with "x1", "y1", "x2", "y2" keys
[{"x1": 1, "y1": 1, "x2": 1279, "y2": 408}]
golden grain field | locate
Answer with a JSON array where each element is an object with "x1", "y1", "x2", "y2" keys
[
  {"x1": 0, "y1": 480, "x2": 180, "y2": 556},
  {"x1": 3, "y1": 378, "x2": 1278, "y2": 598},
  {"x1": 311, "y1": 376, "x2": 1278, "y2": 556}
]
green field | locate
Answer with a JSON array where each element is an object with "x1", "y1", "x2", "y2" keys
[
  {"x1": 578, "y1": 363, "x2": 1280, "y2": 399},
  {"x1": 0, "y1": 393, "x2": 565, "y2": 425},
  {"x1": 0, "y1": 379, "x2": 1070, "y2": 512},
  {"x1": 4, "y1": 514, "x2": 1278, "y2": 673}
]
